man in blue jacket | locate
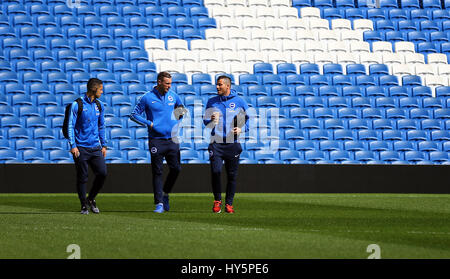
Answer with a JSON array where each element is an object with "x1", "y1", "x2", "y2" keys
[
  {"x1": 204, "y1": 75, "x2": 249, "y2": 214},
  {"x1": 130, "y1": 72, "x2": 186, "y2": 213},
  {"x1": 68, "y1": 78, "x2": 107, "y2": 215}
]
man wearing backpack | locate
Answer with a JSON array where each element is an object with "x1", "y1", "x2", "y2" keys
[{"x1": 65, "y1": 78, "x2": 107, "y2": 215}]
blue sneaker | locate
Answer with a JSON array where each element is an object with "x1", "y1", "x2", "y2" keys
[
  {"x1": 163, "y1": 195, "x2": 170, "y2": 212},
  {"x1": 154, "y1": 203, "x2": 164, "y2": 213}
]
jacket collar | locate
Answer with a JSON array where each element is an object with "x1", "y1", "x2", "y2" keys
[{"x1": 219, "y1": 89, "x2": 237, "y2": 102}]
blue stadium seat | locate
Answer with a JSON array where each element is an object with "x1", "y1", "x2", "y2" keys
[
  {"x1": 23, "y1": 150, "x2": 45, "y2": 162},
  {"x1": 192, "y1": 73, "x2": 212, "y2": 85},
  {"x1": 404, "y1": 150, "x2": 425, "y2": 164},
  {"x1": 110, "y1": 128, "x2": 132, "y2": 140},
  {"x1": 344, "y1": 141, "x2": 365, "y2": 158},
  {"x1": 34, "y1": 128, "x2": 56, "y2": 140},
  {"x1": 421, "y1": 119, "x2": 442, "y2": 133},
  {"x1": 313, "y1": 107, "x2": 334, "y2": 121},
  {"x1": 26, "y1": 116, "x2": 47, "y2": 128},
  {"x1": 248, "y1": 85, "x2": 269, "y2": 96},
  {"x1": 406, "y1": 129, "x2": 428, "y2": 145},
  {"x1": 254, "y1": 63, "x2": 274, "y2": 75},
  {"x1": 418, "y1": 141, "x2": 439, "y2": 159},
  {"x1": 305, "y1": 150, "x2": 326, "y2": 163},
  {"x1": 261, "y1": 74, "x2": 283, "y2": 87},
  {"x1": 409, "y1": 9, "x2": 430, "y2": 22},
  {"x1": 442, "y1": 138, "x2": 450, "y2": 151},
  {"x1": 429, "y1": 151, "x2": 448, "y2": 164},
  {"x1": 334, "y1": 130, "x2": 354, "y2": 146},
  {"x1": 355, "y1": 150, "x2": 376, "y2": 163},
  {"x1": 289, "y1": 108, "x2": 310, "y2": 119},
  {"x1": 0, "y1": 150, "x2": 18, "y2": 162},
  {"x1": 358, "y1": 130, "x2": 378, "y2": 148},
  {"x1": 280, "y1": 96, "x2": 301, "y2": 108},
  {"x1": 379, "y1": 150, "x2": 400, "y2": 163},
  {"x1": 348, "y1": 119, "x2": 369, "y2": 132},
  {"x1": 279, "y1": 150, "x2": 301, "y2": 163},
  {"x1": 181, "y1": 149, "x2": 200, "y2": 163},
  {"x1": 127, "y1": 150, "x2": 150, "y2": 163},
  {"x1": 41, "y1": 139, "x2": 63, "y2": 151},
  {"x1": 15, "y1": 139, "x2": 37, "y2": 151},
  {"x1": 329, "y1": 150, "x2": 350, "y2": 163},
  {"x1": 431, "y1": 130, "x2": 450, "y2": 144},
  {"x1": 433, "y1": 108, "x2": 450, "y2": 120},
  {"x1": 48, "y1": 150, "x2": 72, "y2": 162},
  {"x1": 119, "y1": 139, "x2": 140, "y2": 151}
]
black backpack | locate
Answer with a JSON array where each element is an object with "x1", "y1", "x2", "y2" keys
[{"x1": 62, "y1": 98, "x2": 102, "y2": 140}]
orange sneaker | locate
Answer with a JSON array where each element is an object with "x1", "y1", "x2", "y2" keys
[
  {"x1": 225, "y1": 204, "x2": 234, "y2": 214},
  {"x1": 212, "y1": 200, "x2": 222, "y2": 213}
]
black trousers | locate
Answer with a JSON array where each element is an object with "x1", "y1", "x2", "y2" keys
[
  {"x1": 73, "y1": 146, "x2": 107, "y2": 206},
  {"x1": 208, "y1": 142, "x2": 242, "y2": 205},
  {"x1": 149, "y1": 138, "x2": 181, "y2": 204}
]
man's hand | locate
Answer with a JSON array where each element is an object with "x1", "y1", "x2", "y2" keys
[
  {"x1": 174, "y1": 106, "x2": 187, "y2": 120},
  {"x1": 211, "y1": 112, "x2": 220, "y2": 125},
  {"x1": 232, "y1": 127, "x2": 242, "y2": 135},
  {"x1": 70, "y1": 147, "x2": 80, "y2": 158},
  {"x1": 102, "y1": 146, "x2": 107, "y2": 158}
]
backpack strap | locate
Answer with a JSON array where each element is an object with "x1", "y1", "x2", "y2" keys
[
  {"x1": 94, "y1": 99, "x2": 102, "y2": 113},
  {"x1": 75, "y1": 98, "x2": 83, "y2": 119}
]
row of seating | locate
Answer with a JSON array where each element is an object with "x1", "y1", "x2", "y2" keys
[
  {"x1": 2, "y1": 117, "x2": 449, "y2": 140},
  {"x1": 1, "y1": 141, "x2": 449, "y2": 164},
  {"x1": 2, "y1": 89, "x2": 449, "y2": 111},
  {"x1": 292, "y1": 0, "x2": 445, "y2": 9}
]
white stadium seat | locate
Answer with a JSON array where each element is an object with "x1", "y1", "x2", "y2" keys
[
  {"x1": 175, "y1": 50, "x2": 198, "y2": 63},
  {"x1": 415, "y1": 64, "x2": 437, "y2": 76},
  {"x1": 299, "y1": 7, "x2": 321, "y2": 19},
  {"x1": 427, "y1": 53, "x2": 448, "y2": 65},
  {"x1": 327, "y1": 41, "x2": 350, "y2": 53},
  {"x1": 144, "y1": 39, "x2": 165, "y2": 51},
  {"x1": 205, "y1": 28, "x2": 228, "y2": 40},
  {"x1": 248, "y1": 0, "x2": 269, "y2": 7},
  {"x1": 259, "y1": 40, "x2": 281, "y2": 52},
  {"x1": 265, "y1": 19, "x2": 286, "y2": 31},
  {"x1": 204, "y1": 0, "x2": 225, "y2": 7},
  {"x1": 331, "y1": 19, "x2": 352, "y2": 30},
  {"x1": 353, "y1": 19, "x2": 374, "y2": 31},
  {"x1": 277, "y1": 7, "x2": 299, "y2": 19},
  {"x1": 359, "y1": 52, "x2": 382, "y2": 64},
  {"x1": 286, "y1": 18, "x2": 308, "y2": 31},
  {"x1": 189, "y1": 40, "x2": 212, "y2": 51},
  {"x1": 392, "y1": 64, "x2": 414, "y2": 76},
  {"x1": 394, "y1": 41, "x2": 415, "y2": 53},
  {"x1": 372, "y1": 41, "x2": 393, "y2": 53},
  {"x1": 404, "y1": 53, "x2": 425, "y2": 65},
  {"x1": 271, "y1": 0, "x2": 290, "y2": 7},
  {"x1": 226, "y1": 0, "x2": 246, "y2": 7},
  {"x1": 290, "y1": 52, "x2": 314, "y2": 64},
  {"x1": 233, "y1": 7, "x2": 254, "y2": 19},
  {"x1": 166, "y1": 39, "x2": 188, "y2": 51}
]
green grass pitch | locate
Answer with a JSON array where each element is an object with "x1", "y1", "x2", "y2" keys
[{"x1": 1, "y1": 193, "x2": 450, "y2": 259}]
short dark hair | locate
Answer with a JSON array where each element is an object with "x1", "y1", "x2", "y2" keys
[
  {"x1": 216, "y1": 75, "x2": 231, "y2": 85},
  {"x1": 87, "y1": 78, "x2": 103, "y2": 93},
  {"x1": 157, "y1": 71, "x2": 172, "y2": 82}
]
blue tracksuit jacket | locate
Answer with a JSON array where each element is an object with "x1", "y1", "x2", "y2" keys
[
  {"x1": 203, "y1": 90, "x2": 249, "y2": 142},
  {"x1": 68, "y1": 94, "x2": 107, "y2": 149},
  {"x1": 129, "y1": 87, "x2": 184, "y2": 139}
]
